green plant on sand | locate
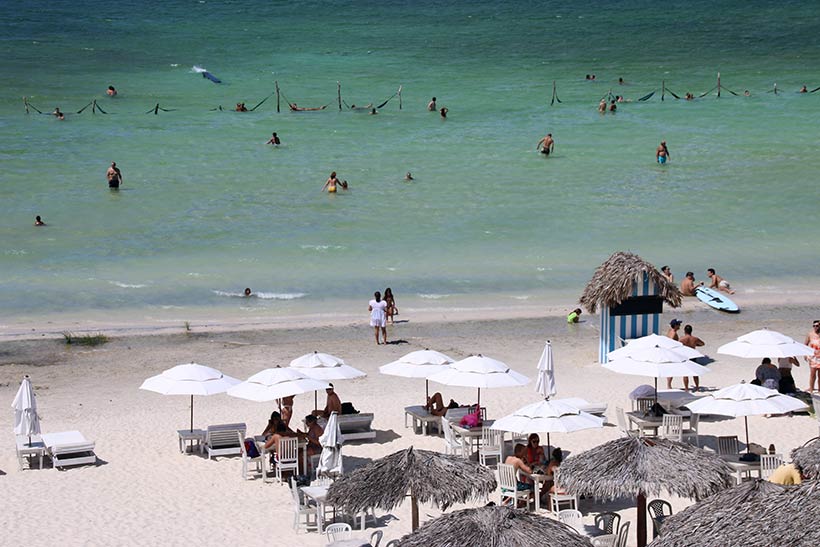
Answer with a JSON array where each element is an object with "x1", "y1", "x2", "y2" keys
[{"x1": 62, "y1": 332, "x2": 109, "y2": 346}]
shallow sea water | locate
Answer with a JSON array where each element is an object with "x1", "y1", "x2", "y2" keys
[{"x1": 2, "y1": 0, "x2": 820, "y2": 324}]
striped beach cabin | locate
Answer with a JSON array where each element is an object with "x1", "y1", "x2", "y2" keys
[{"x1": 579, "y1": 252, "x2": 682, "y2": 363}]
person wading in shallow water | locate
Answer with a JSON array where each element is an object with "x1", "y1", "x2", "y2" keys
[{"x1": 106, "y1": 162, "x2": 123, "y2": 189}]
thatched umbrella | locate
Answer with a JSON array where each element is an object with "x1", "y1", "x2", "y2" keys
[
  {"x1": 326, "y1": 447, "x2": 496, "y2": 531},
  {"x1": 791, "y1": 436, "x2": 820, "y2": 479},
  {"x1": 579, "y1": 251, "x2": 682, "y2": 314},
  {"x1": 556, "y1": 436, "x2": 733, "y2": 547},
  {"x1": 397, "y1": 505, "x2": 593, "y2": 547},
  {"x1": 650, "y1": 480, "x2": 820, "y2": 547}
]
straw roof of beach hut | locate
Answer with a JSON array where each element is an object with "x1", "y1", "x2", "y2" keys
[
  {"x1": 579, "y1": 251, "x2": 682, "y2": 313},
  {"x1": 397, "y1": 505, "x2": 593, "y2": 547},
  {"x1": 791, "y1": 437, "x2": 820, "y2": 479},
  {"x1": 326, "y1": 447, "x2": 496, "y2": 531},
  {"x1": 651, "y1": 480, "x2": 820, "y2": 547},
  {"x1": 556, "y1": 436, "x2": 732, "y2": 547}
]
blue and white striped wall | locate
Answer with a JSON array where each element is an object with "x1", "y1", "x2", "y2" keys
[{"x1": 598, "y1": 272, "x2": 661, "y2": 363}]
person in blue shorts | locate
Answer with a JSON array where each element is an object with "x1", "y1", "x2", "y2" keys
[{"x1": 656, "y1": 141, "x2": 670, "y2": 164}]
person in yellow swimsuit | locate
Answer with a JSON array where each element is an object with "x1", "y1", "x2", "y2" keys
[{"x1": 322, "y1": 172, "x2": 339, "y2": 193}]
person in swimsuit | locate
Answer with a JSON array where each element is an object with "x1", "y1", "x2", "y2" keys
[
  {"x1": 106, "y1": 162, "x2": 122, "y2": 188},
  {"x1": 440, "y1": 107, "x2": 448, "y2": 119},
  {"x1": 656, "y1": 141, "x2": 670, "y2": 164},
  {"x1": 427, "y1": 97, "x2": 437, "y2": 111},
  {"x1": 800, "y1": 85, "x2": 808, "y2": 93},
  {"x1": 661, "y1": 265, "x2": 674, "y2": 284},
  {"x1": 405, "y1": 172, "x2": 414, "y2": 181},
  {"x1": 279, "y1": 395, "x2": 295, "y2": 427},
  {"x1": 34, "y1": 215, "x2": 46, "y2": 226},
  {"x1": 706, "y1": 268, "x2": 734, "y2": 294},
  {"x1": 266, "y1": 132, "x2": 281, "y2": 145},
  {"x1": 609, "y1": 100, "x2": 617, "y2": 112},
  {"x1": 384, "y1": 287, "x2": 397, "y2": 324},
  {"x1": 244, "y1": 288, "x2": 252, "y2": 297},
  {"x1": 107, "y1": 86, "x2": 117, "y2": 97},
  {"x1": 680, "y1": 271, "x2": 703, "y2": 296},
  {"x1": 598, "y1": 99, "x2": 607, "y2": 113},
  {"x1": 805, "y1": 320, "x2": 820, "y2": 392},
  {"x1": 322, "y1": 172, "x2": 340, "y2": 193},
  {"x1": 536, "y1": 133, "x2": 555, "y2": 156},
  {"x1": 53, "y1": 107, "x2": 65, "y2": 120}
]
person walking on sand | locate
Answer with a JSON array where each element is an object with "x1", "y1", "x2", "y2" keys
[
  {"x1": 384, "y1": 287, "x2": 398, "y2": 324},
  {"x1": 656, "y1": 141, "x2": 670, "y2": 164},
  {"x1": 666, "y1": 319, "x2": 682, "y2": 388},
  {"x1": 369, "y1": 291, "x2": 388, "y2": 344},
  {"x1": 106, "y1": 161, "x2": 122, "y2": 189},
  {"x1": 707, "y1": 268, "x2": 734, "y2": 294},
  {"x1": 805, "y1": 320, "x2": 820, "y2": 392},
  {"x1": 427, "y1": 97, "x2": 437, "y2": 111},
  {"x1": 536, "y1": 133, "x2": 555, "y2": 156},
  {"x1": 680, "y1": 324, "x2": 705, "y2": 392}
]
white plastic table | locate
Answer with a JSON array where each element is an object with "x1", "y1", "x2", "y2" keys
[
  {"x1": 16, "y1": 435, "x2": 46, "y2": 470},
  {"x1": 178, "y1": 429, "x2": 206, "y2": 454}
]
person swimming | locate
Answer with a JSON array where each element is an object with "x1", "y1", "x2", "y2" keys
[
  {"x1": 107, "y1": 86, "x2": 117, "y2": 97},
  {"x1": 244, "y1": 288, "x2": 252, "y2": 297},
  {"x1": 322, "y1": 172, "x2": 347, "y2": 193}
]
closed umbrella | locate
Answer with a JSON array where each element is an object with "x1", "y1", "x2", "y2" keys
[
  {"x1": 227, "y1": 366, "x2": 328, "y2": 402},
  {"x1": 535, "y1": 341, "x2": 557, "y2": 399},
  {"x1": 492, "y1": 398, "x2": 604, "y2": 453},
  {"x1": 379, "y1": 349, "x2": 453, "y2": 400},
  {"x1": 427, "y1": 354, "x2": 530, "y2": 406},
  {"x1": 140, "y1": 362, "x2": 240, "y2": 432},
  {"x1": 12, "y1": 375, "x2": 40, "y2": 445},
  {"x1": 718, "y1": 328, "x2": 814, "y2": 359},
  {"x1": 685, "y1": 383, "x2": 807, "y2": 454},
  {"x1": 318, "y1": 411, "x2": 343, "y2": 476}
]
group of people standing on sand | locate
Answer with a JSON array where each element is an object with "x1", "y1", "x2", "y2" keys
[{"x1": 368, "y1": 288, "x2": 398, "y2": 344}]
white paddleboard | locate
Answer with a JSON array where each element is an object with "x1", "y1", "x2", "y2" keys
[{"x1": 695, "y1": 286, "x2": 739, "y2": 313}]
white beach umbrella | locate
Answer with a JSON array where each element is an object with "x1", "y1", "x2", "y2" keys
[
  {"x1": 718, "y1": 328, "x2": 814, "y2": 359},
  {"x1": 140, "y1": 362, "x2": 240, "y2": 432},
  {"x1": 603, "y1": 345, "x2": 711, "y2": 403},
  {"x1": 379, "y1": 349, "x2": 454, "y2": 400},
  {"x1": 535, "y1": 341, "x2": 557, "y2": 399},
  {"x1": 318, "y1": 411, "x2": 344, "y2": 476},
  {"x1": 227, "y1": 367, "x2": 329, "y2": 402},
  {"x1": 608, "y1": 333, "x2": 703, "y2": 361},
  {"x1": 12, "y1": 375, "x2": 41, "y2": 445},
  {"x1": 290, "y1": 351, "x2": 365, "y2": 410},
  {"x1": 426, "y1": 354, "x2": 530, "y2": 406},
  {"x1": 492, "y1": 398, "x2": 604, "y2": 452},
  {"x1": 686, "y1": 383, "x2": 808, "y2": 453}
]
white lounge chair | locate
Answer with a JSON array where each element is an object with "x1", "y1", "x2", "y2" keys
[
  {"x1": 40, "y1": 431, "x2": 96, "y2": 469},
  {"x1": 337, "y1": 413, "x2": 377, "y2": 442},
  {"x1": 204, "y1": 423, "x2": 246, "y2": 460}
]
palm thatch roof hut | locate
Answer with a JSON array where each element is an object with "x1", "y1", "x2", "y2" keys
[
  {"x1": 579, "y1": 251, "x2": 682, "y2": 362},
  {"x1": 556, "y1": 436, "x2": 733, "y2": 547},
  {"x1": 326, "y1": 447, "x2": 496, "y2": 531},
  {"x1": 397, "y1": 505, "x2": 593, "y2": 547},
  {"x1": 651, "y1": 479, "x2": 820, "y2": 547},
  {"x1": 791, "y1": 436, "x2": 820, "y2": 479}
]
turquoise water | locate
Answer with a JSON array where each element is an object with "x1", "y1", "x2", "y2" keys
[{"x1": 2, "y1": 0, "x2": 820, "y2": 323}]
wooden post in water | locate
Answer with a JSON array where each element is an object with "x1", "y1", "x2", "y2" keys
[
  {"x1": 275, "y1": 81, "x2": 280, "y2": 113},
  {"x1": 23, "y1": 97, "x2": 29, "y2": 114},
  {"x1": 398, "y1": 85, "x2": 402, "y2": 110},
  {"x1": 661, "y1": 80, "x2": 666, "y2": 101},
  {"x1": 717, "y1": 72, "x2": 721, "y2": 98},
  {"x1": 337, "y1": 81, "x2": 342, "y2": 111}
]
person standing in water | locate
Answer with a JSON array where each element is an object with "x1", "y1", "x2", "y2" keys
[
  {"x1": 440, "y1": 107, "x2": 448, "y2": 119},
  {"x1": 106, "y1": 162, "x2": 123, "y2": 188},
  {"x1": 266, "y1": 132, "x2": 281, "y2": 145},
  {"x1": 427, "y1": 97, "x2": 437, "y2": 111},
  {"x1": 656, "y1": 141, "x2": 670, "y2": 164},
  {"x1": 536, "y1": 133, "x2": 555, "y2": 156},
  {"x1": 368, "y1": 291, "x2": 388, "y2": 344},
  {"x1": 107, "y1": 85, "x2": 117, "y2": 97},
  {"x1": 322, "y1": 171, "x2": 347, "y2": 193},
  {"x1": 34, "y1": 215, "x2": 46, "y2": 226}
]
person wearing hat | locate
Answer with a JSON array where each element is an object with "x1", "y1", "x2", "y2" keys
[
  {"x1": 314, "y1": 383, "x2": 342, "y2": 419},
  {"x1": 666, "y1": 319, "x2": 682, "y2": 388}
]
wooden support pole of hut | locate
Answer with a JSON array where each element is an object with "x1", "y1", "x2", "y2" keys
[
  {"x1": 337, "y1": 81, "x2": 342, "y2": 111},
  {"x1": 410, "y1": 492, "x2": 419, "y2": 531},
  {"x1": 275, "y1": 81, "x2": 280, "y2": 113}
]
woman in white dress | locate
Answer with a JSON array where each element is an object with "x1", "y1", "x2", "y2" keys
[{"x1": 368, "y1": 291, "x2": 388, "y2": 345}]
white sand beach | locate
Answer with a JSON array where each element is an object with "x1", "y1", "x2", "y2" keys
[{"x1": 2, "y1": 298, "x2": 818, "y2": 547}]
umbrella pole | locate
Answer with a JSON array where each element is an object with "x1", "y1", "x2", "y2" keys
[
  {"x1": 744, "y1": 416, "x2": 751, "y2": 454},
  {"x1": 654, "y1": 378, "x2": 658, "y2": 406},
  {"x1": 190, "y1": 394, "x2": 194, "y2": 433},
  {"x1": 425, "y1": 379, "x2": 429, "y2": 403},
  {"x1": 315, "y1": 391, "x2": 318, "y2": 412},
  {"x1": 637, "y1": 491, "x2": 648, "y2": 547},
  {"x1": 547, "y1": 432, "x2": 551, "y2": 458},
  {"x1": 411, "y1": 491, "x2": 419, "y2": 531},
  {"x1": 477, "y1": 388, "x2": 481, "y2": 408}
]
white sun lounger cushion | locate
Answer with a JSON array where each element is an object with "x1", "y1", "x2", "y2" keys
[{"x1": 41, "y1": 430, "x2": 97, "y2": 468}]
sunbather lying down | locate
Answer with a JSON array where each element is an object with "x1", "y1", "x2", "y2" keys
[{"x1": 425, "y1": 392, "x2": 459, "y2": 416}]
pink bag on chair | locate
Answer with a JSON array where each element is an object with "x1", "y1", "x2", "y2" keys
[{"x1": 460, "y1": 409, "x2": 482, "y2": 428}]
